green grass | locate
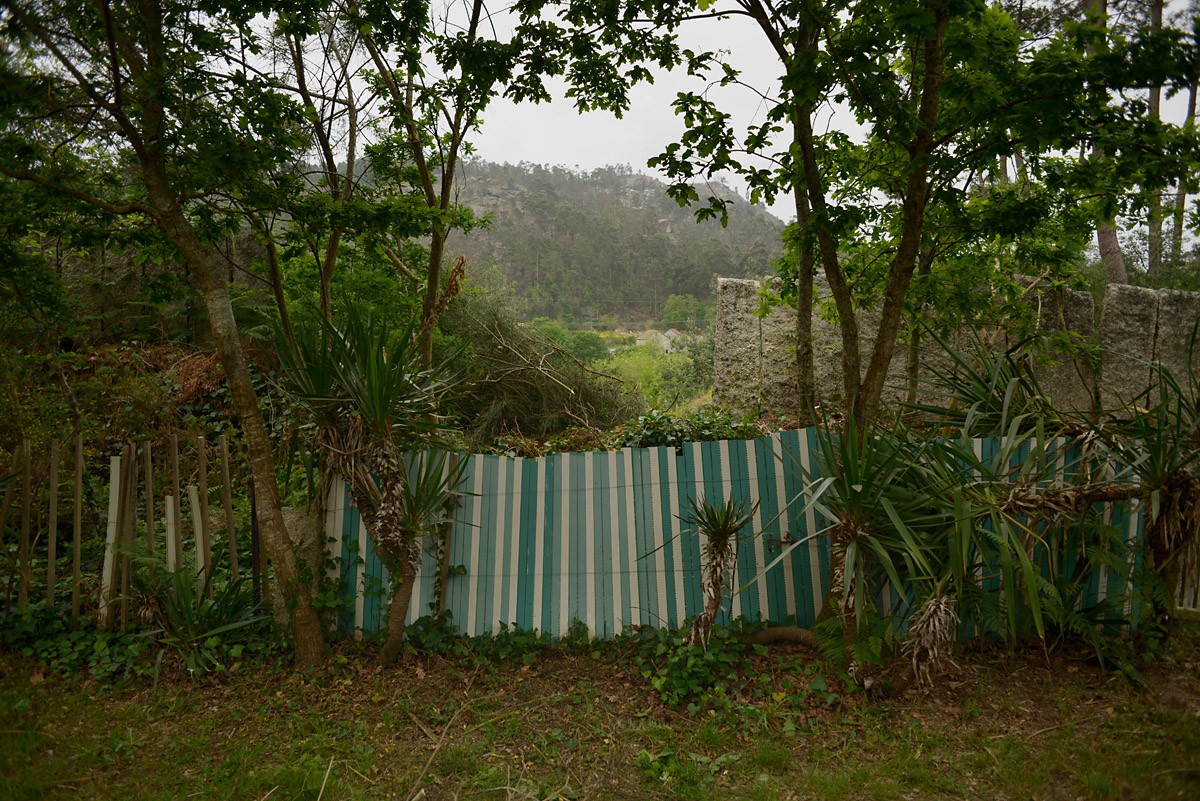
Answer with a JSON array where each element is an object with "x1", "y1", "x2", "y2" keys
[{"x1": 2, "y1": 633, "x2": 1199, "y2": 801}]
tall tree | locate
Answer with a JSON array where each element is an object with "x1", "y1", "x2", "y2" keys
[
  {"x1": 355, "y1": 0, "x2": 505, "y2": 368},
  {"x1": 0, "y1": 0, "x2": 326, "y2": 663},
  {"x1": 534, "y1": 0, "x2": 1198, "y2": 424}
]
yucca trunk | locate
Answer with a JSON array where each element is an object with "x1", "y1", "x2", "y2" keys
[
  {"x1": 319, "y1": 429, "x2": 422, "y2": 666},
  {"x1": 690, "y1": 537, "x2": 734, "y2": 647},
  {"x1": 379, "y1": 540, "x2": 421, "y2": 665}
]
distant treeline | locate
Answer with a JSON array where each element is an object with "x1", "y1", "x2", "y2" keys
[{"x1": 447, "y1": 161, "x2": 785, "y2": 325}]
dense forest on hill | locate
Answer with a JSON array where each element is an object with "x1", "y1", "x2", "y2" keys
[{"x1": 446, "y1": 162, "x2": 785, "y2": 325}]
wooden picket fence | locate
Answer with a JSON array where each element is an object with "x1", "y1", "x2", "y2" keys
[{"x1": 1, "y1": 433, "x2": 258, "y2": 630}]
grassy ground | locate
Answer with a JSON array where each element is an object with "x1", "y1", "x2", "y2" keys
[{"x1": 2, "y1": 630, "x2": 1199, "y2": 801}]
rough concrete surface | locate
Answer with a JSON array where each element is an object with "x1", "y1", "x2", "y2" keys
[
  {"x1": 714, "y1": 278, "x2": 763, "y2": 417},
  {"x1": 1019, "y1": 283, "x2": 1096, "y2": 413},
  {"x1": 1154, "y1": 289, "x2": 1200, "y2": 394},
  {"x1": 715, "y1": 276, "x2": 1200, "y2": 419},
  {"x1": 1099, "y1": 284, "x2": 1159, "y2": 411},
  {"x1": 759, "y1": 284, "x2": 800, "y2": 417}
]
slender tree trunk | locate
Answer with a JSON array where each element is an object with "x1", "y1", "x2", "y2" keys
[
  {"x1": 144, "y1": 170, "x2": 325, "y2": 666},
  {"x1": 1097, "y1": 218, "x2": 1128, "y2": 284},
  {"x1": 795, "y1": 251, "x2": 816, "y2": 416},
  {"x1": 1087, "y1": 0, "x2": 1128, "y2": 285},
  {"x1": 904, "y1": 321, "x2": 921, "y2": 408},
  {"x1": 1146, "y1": 0, "x2": 1165, "y2": 284},
  {"x1": 904, "y1": 252, "x2": 935, "y2": 407},
  {"x1": 266, "y1": 232, "x2": 291, "y2": 339},
  {"x1": 794, "y1": 111, "x2": 861, "y2": 412},
  {"x1": 250, "y1": 213, "x2": 291, "y2": 338},
  {"x1": 419, "y1": 227, "x2": 447, "y2": 368},
  {"x1": 792, "y1": 121, "x2": 816, "y2": 417},
  {"x1": 854, "y1": 3, "x2": 949, "y2": 426},
  {"x1": 319, "y1": 229, "x2": 343, "y2": 321},
  {"x1": 1171, "y1": 82, "x2": 1197, "y2": 266}
]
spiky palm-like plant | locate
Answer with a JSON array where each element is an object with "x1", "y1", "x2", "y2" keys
[
  {"x1": 276, "y1": 306, "x2": 462, "y2": 665},
  {"x1": 681, "y1": 496, "x2": 758, "y2": 647}
]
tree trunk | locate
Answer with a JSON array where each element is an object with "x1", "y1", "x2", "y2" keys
[
  {"x1": 1146, "y1": 0, "x2": 1164, "y2": 284},
  {"x1": 791, "y1": 138, "x2": 816, "y2": 418},
  {"x1": 319, "y1": 229, "x2": 343, "y2": 322},
  {"x1": 144, "y1": 171, "x2": 326, "y2": 666},
  {"x1": 795, "y1": 253, "x2": 816, "y2": 417},
  {"x1": 905, "y1": 252, "x2": 935, "y2": 407},
  {"x1": 379, "y1": 546, "x2": 420, "y2": 665},
  {"x1": 1086, "y1": 1, "x2": 1128, "y2": 285},
  {"x1": 419, "y1": 227, "x2": 447, "y2": 369},
  {"x1": 1097, "y1": 220, "x2": 1128, "y2": 284},
  {"x1": 853, "y1": 4, "x2": 949, "y2": 426},
  {"x1": 1171, "y1": 82, "x2": 1197, "y2": 266},
  {"x1": 905, "y1": 320, "x2": 922, "y2": 408},
  {"x1": 794, "y1": 109, "x2": 861, "y2": 412}
]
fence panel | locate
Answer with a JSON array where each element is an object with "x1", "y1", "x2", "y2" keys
[{"x1": 326, "y1": 430, "x2": 1154, "y2": 639}]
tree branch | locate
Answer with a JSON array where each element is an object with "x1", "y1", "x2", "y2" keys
[{"x1": 0, "y1": 166, "x2": 147, "y2": 215}]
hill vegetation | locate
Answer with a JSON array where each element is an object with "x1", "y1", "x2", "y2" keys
[{"x1": 447, "y1": 162, "x2": 785, "y2": 326}]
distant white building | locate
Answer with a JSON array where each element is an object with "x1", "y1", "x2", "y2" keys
[{"x1": 636, "y1": 329, "x2": 681, "y2": 353}]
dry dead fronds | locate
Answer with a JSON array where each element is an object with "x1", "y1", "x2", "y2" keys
[{"x1": 903, "y1": 594, "x2": 960, "y2": 690}]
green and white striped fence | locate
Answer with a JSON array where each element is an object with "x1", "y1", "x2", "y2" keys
[{"x1": 325, "y1": 430, "x2": 1149, "y2": 638}]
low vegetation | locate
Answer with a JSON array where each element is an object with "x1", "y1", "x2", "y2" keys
[{"x1": 2, "y1": 623, "x2": 1198, "y2": 801}]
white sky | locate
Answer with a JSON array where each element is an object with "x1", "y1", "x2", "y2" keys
[
  {"x1": 465, "y1": 6, "x2": 1195, "y2": 229},
  {"x1": 467, "y1": 12, "x2": 812, "y2": 221}
]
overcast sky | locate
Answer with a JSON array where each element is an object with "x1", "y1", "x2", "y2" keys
[
  {"x1": 466, "y1": 12, "x2": 814, "y2": 221},
  {"x1": 464, "y1": 5, "x2": 1194, "y2": 226}
]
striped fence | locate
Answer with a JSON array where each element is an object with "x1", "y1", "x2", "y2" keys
[{"x1": 325, "y1": 430, "x2": 1156, "y2": 639}]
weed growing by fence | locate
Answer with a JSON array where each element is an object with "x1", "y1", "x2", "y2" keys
[{"x1": 0, "y1": 602, "x2": 150, "y2": 681}]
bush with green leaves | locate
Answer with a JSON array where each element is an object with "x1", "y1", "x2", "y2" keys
[
  {"x1": 633, "y1": 624, "x2": 763, "y2": 710},
  {"x1": 402, "y1": 607, "x2": 552, "y2": 667},
  {"x1": 764, "y1": 337, "x2": 1200, "y2": 688},
  {"x1": 441, "y1": 294, "x2": 639, "y2": 446},
  {"x1": 614, "y1": 407, "x2": 763, "y2": 451},
  {"x1": 0, "y1": 602, "x2": 151, "y2": 682},
  {"x1": 596, "y1": 343, "x2": 699, "y2": 410}
]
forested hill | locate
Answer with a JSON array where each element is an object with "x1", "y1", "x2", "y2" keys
[{"x1": 446, "y1": 161, "x2": 786, "y2": 325}]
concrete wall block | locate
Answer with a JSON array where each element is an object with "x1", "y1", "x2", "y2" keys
[
  {"x1": 1100, "y1": 284, "x2": 1159, "y2": 411},
  {"x1": 811, "y1": 307, "x2": 844, "y2": 409},
  {"x1": 716, "y1": 275, "x2": 1200, "y2": 420},
  {"x1": 853, "y1": 310, "x2": 911, "y2": 412},
  {"x1": 760, "y1": 298, "x2": 800, "y2": 417},
  {"x1": 714, "y1": 278, "x2": 764, "y2": 416},
  {"x1": 1006, "y1": 280, "x2": 1096, "y2": 413},
  {"x1": 1030, "y1": 286, "x2": 1095, "y2": 414},
  {"x1": 1154, "y1": 289, "x2": 1200, "y2": 397}
]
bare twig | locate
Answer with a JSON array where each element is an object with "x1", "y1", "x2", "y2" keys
[{"x1": 315, "y1": 755, "x2": 335, "y2": 801}]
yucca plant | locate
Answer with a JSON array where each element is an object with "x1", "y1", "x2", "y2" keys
[
  {"x1": 680, "y1": 495, "x2": 758, "y2": 648},
  {"x1": 132, "y1": 559, "x2": 267, "y2": 678},
  {"x1": 276, "y1": 303, "x2": 463, "y2": 665},
  {"x1": 902, "y1": 591, "x2": 959, "y2": 689},
  {"x1": 908, "y1": 329, "x2": 1067, "y2": 438},
  {"x1": 1091, "y1": 363, "x2": 1200, "y2": 620},
  {"x1": 807, "y1": 418, "x2": 950, "y2": 665}
]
